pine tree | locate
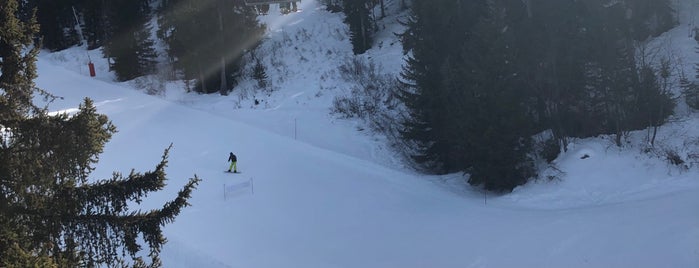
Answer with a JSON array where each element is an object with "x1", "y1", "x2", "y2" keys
[
  {"x1": 0, "y1": 0, "x2": 41, "y2": 121},
  {"x1": 451, "y1": 0, "x2": 535, "y2": 191},
  {"x1": 398, "y1": 0, "x2": 469, "y2": 172},
  {"x1": 79, "y1": 0, "x2": 109, "y2": 49},
  {"x1": 636, "y1": 63, "x2": 675, "y2": 145},
  {"x1": 158, "y1": 0, "x2": 203, "y2": 88},
  {"x1": 343, "y1": 0, "x2": 373, "y2": 54},
  {"x1": 400, "y1": 0, "x2": 489, "y2": 172},
  {"x1": 252, "y1": 58, "x2": 269, "y2": 89},
  {"x1": 1, "y1": 1, "x2": 200, "y2": 266},
  {"x1": 103, "y1": 0, "x2": 157, "y2": 81}
]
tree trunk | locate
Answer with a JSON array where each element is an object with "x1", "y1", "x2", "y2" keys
[
  {"x1": 360, "y1": 8, "x2": 367, "y2": 52},
  {"x1": 220, "y1": 57, "x2": 226, "y2": 94},
  {"x1": 198, "y1": 62, "x2": 207, "y2": 93},
  {"x1": 380, "y1": 0, "x2": 385, "y2": 18},
  {"x1": 218, "y1": 3, "x2": 227, "y2": 94}
]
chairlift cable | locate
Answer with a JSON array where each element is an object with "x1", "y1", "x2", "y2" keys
[{"x1": 71, "y1": 6, "x2": 91, "y2": 62}]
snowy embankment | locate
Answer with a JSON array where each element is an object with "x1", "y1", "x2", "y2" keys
[{"x1": 35, "y1": 0, "x2": 699, "y2": 267}]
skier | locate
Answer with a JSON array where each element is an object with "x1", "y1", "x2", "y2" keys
[{"x1": 227, "y1": 152, "x2": 237, "y2": 173}]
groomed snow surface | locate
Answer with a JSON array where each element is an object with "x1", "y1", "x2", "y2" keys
[{"x1": 35, "y1": 0, "x2": 699, "y2": 267}]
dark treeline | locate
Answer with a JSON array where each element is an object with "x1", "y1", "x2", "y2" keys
[
  {"x1": 398, "y1": 0, "x2": 677, "y2": 191},
  {"x1": 19, "y1": 0, "x2": 156, "y2": 81},
  {"x1": 22, "y1": 0, "x2": 381, "y2": 90},
  {"x1": 158, "y1": 0, "x2": 264, "y2": 94},
  {"x1": 18, "y1": 0, "x2": 264, "y2": 92}
]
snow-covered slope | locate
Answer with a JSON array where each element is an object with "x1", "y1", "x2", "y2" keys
[{"x1": 34, "y1": 0, "x2": 699, "y2": 267}]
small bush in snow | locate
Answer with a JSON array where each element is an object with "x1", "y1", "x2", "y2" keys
[
  {"x1": 297, "y1": 29, "x2": 311, "y2": 42},
  {"x1": 664, "y1": 148, "x2": 686, "y2": 167},
  {"x1": 332, "y1": 57, "x2": 397, "y2": 120},
  {"x1": 681, "y1": 77, "x2": 699, "y2": 110},
  {"x1": 687, "y1": 153, "x2": 699, "y2": 168},
  {"x1": 133, "y1": 75, "x2": 165, "y2": 96},
  {"x1": 332, "y1": 94, "x2": 365, "y2": 118},
  {"x1": 320, "y1": 0, "x2": 343, "y2": 12},
  {"x1": 330, "y1": 57, "x2": 407, "y2": 159},
  {"x1": 252, "y1": 58, "x2": 269, "y2": 90}
]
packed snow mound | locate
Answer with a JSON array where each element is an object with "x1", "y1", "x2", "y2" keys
[{"x1": 500, "y1": 136, "x2": 699, "y2": 210}]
